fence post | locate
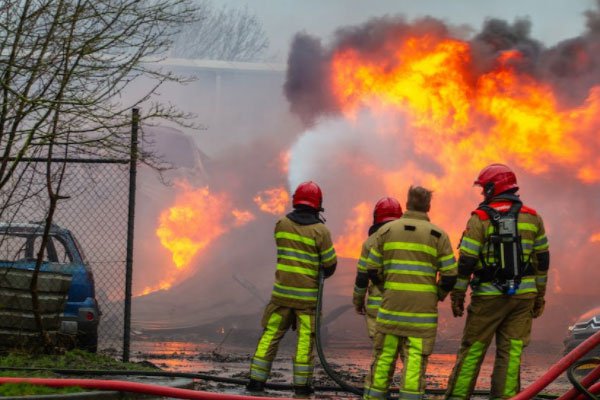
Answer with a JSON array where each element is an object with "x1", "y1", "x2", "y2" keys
[{"x1": 123, "y1": 108, "x2": 139, "y2": 361}]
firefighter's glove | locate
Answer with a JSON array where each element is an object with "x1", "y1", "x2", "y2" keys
[
  {"x1": 451, "y1": 291, "x2": 466, "y2": 317},
  {"x1": 353, "y1": 295, "x2": 366, "y2": 315},
  {"x1": 532, "y1": 296, "x2": 545, "y2": 318},
  {"x1": 354, "y1": 303, "x2": 366, "y2": 315}
]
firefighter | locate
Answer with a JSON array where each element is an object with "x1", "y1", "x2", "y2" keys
[
  {"x1": 445, "y1": 164, "x2": 550, "y2": 400},
  {"x1": 353, "y1": 197, "x2": 403, "y2": 339},
  {"x1": 246, "y1": 181, "x2": 337, "y2": 396},
  {"x1": 363, "y1": 186, "x2": 458, "y2": 400}
]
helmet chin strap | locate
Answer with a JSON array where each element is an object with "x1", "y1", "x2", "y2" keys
[{"x1": 484, "y1": 182, "x2": 495, "y2": 198}]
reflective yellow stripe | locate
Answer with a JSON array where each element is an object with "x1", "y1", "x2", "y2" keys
[
  {"x1": 320, "y1": 246, "x2": 336, "y2": 263},
  {"x1": 296, "y1": 314, "x2": 312, "y2": 364},
  {"x1": 439, "y1": 254, "x2": 457, "y2": 271},
  {"x1": 276, "y1": 263, "x2": 318, "y2": 277},
  {"x1": 534, "y1": 235, "x2": 549, "y2": 250},
  {"x1": 460, "y1": 237, "x2": 481, "y2": 255},
  {"x1": 255, "y1": 312, "x2": 282, "y2": 358},
  {"x1": 384, "y1": 282, "x2": 437, "y2": 293},
  {"x1": 377, "y1": 308, "x2": 437, "y2": 327},
  {"x1": 384, "y1": 259, "x2": 435, "y2": 276},
  {"x1": 384, "y1": 242, "x2": 437, "y2": 257},
  {"x1": 367, "y1": 247, "x2": 383, "y2": 266},
  {"x1": 452, "y1": 341, "x2": 486, "y2": 397},
  {"x1": 275, "y1": 231, "x2": 315, "y2": 245},
  {"x1": 404, "y1": 337, "x2": 423, "y2": 393},
  {"x1": 373, "y1": 334, "x2": 399, "y2": 391},
  {"x1": 272, "y1": 283, "x2": 318, "y2": 301},
  {"x1": 517, "y1": 222, "x2": 538, "y2": 233},
  {"x1": 504, "y1": 339, "x2": 523, "y2": 397},
  {"x1": 358, "y1": 257, "x2": 368, "y2": 271},
  {"x1": 278, "y1": 254, "x2": 319, "y2": 266}
]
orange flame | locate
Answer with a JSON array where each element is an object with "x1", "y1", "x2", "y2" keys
[
  {"x1": 330, "y1": 34, "x2": 600, "y2": 182},
  {"x1": 334, "y1": 202, "x2": 371, "y2": 259},
  {"x1": 150, "y1": 181, "x2": 253, "y2": 296},
  {"x1": 156, "y1": 183, "x2": 228, "y2": 270},
  {"x1": 254, "y1": 187, "x2": 290, "y2": 215},
  {"x1": 139, "y1": 280, "x2": 172, "y2": 296},
  {"x1": 590, "y1": 233, "x2": 600, "y2": 243},
  {"x1": 232, "y1": 209, "x2": 256, "y2": 226}
]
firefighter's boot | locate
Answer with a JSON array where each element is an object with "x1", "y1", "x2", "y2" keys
[{"x1": 246, "y1": 379, "x2": 265, "y2": 392}]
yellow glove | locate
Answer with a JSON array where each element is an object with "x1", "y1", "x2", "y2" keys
[
  {"x1": 532, "y1": 296, "x2": 545, "y2": 318},
  {"x1": 451, "y1": 291, "x2": 466, "y2": 317}
]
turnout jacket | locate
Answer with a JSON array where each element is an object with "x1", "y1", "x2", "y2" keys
[
  {"x1": 270, "y1": 215, "x2": 337, "y2": 309},
  {"x1": 454, "y1": 196, "x2": 550, "y2": 298},
  {"x1": 366, "y1": 210, "x2": 457, "y2": 338},
  {"x1": 353, "y1": 230, "x2": 383, "y2": 318}
]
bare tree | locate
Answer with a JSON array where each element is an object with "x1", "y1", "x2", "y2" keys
[
  {"x1": 169, "y1": 1, "x2": 270, "y2": 61},
  {"x1": 0, "y1": 0, "x2": 199, "y2": 351}
]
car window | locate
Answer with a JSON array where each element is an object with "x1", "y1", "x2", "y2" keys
[
  {"x1": 0, "y1": 234, "x2": 30, "y2": 261},
  {"x1": 70, "y1": 235, "x2": 86, "y2": 263},
  {"x1": 50, "y1": 236, "x2": 73, "y2": 263},
  {"x1": 0, "y1": 233, "x2": 72, "y2": 264}
]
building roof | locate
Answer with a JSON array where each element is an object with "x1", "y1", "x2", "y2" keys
[{"x1": 146, "y1": 57, "x2": 286, "y2": 73}]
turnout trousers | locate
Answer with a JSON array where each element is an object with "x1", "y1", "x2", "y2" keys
[
  {"x1": 249, "y1": 302, "x2": 316, "y2": 387},
  {"x1": 445, "y1": 295, "x2": 535, "y2": 399},
  {"x1": 363, "y1": 331, "x2": 435, "y2": 400}
]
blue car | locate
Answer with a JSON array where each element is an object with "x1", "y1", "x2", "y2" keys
[{"x1": 0, "y1": 222, "x2": 101, "y2": 352}]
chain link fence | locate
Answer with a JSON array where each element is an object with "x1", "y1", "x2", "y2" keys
[{"x1": 0, "y1": 157, "x2": 134, "y2": 356}]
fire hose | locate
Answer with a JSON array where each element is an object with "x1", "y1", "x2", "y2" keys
[
  {"x1": 314, "y1": 268, "x2": 363, "y2": 396},
  {"x1": 510, "y1": 329, "x2": 600, "y2": 400},
  {"x1": 0, "y1": 376, "x2": 289, "y2": 400},
  {"x1": 560, "y1": 358, "x2": 600, "y2": 400}
]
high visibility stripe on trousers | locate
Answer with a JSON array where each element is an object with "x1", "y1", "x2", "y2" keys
[
  {"x1": 364, "y1": 334, "x2": 399, "y2": 400},
  {"x1": 363, "y1": 335, "x2": 426, "y2": 400},
  {"x1": 293, "y1": 314, "x2": 315, "y2": 386},
  {"x1": 399, "y1": 337, "x2": 425, "y2": 400},
  {"x1": 504, "y1": 339, "x2": 523, "y2": 398},
  {"x1": 447, "y1": 341, "x2": 487, "y2": 399},
  {"x1": 250, "y1": 312, "x2": 283, "y2": 382}
]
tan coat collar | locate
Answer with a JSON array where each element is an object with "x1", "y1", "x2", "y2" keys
[{"x1": 402, "y1": 210, "x2": 430, "y2": 221}]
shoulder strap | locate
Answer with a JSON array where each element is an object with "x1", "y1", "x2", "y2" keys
[{"x1": 476, "y1": 204, "x2": 501, "y2": 224}]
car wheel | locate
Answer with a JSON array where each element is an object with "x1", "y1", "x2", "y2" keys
[{"x1": 77, "y1": 329, "x2": 98, "y2": 353}]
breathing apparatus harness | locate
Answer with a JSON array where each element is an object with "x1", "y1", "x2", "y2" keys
[{"x1": 475, "y1": 198, "x2": 530, "y2": 295}]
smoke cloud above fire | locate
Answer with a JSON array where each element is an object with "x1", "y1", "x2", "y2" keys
[{"x1": 282, "y1": 4, "x2": 600, "y2": 322}]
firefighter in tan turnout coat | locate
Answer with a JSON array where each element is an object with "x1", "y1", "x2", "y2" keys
[
  {"x1": 246, "y1": 181, "x2": 337, "y2": 396},
  {"x1": 353, "y1": 197, "x2": 403, "y2": 339},
  {"x1": 363, "y1": 186, "x2": 458, "y2": 400},
  {"x1": 445, "y1": 164, "x2": 550, "y2": 400}
]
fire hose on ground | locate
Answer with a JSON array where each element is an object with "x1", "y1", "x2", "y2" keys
[
  {"x1": 0, "y1": 273, "x2": 598, "y2": 399},
  {"x1": 510, "y1": 329, "x2": 600, "y2": 400}
]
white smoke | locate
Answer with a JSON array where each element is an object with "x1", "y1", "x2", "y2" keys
[{"x1": 287, "y1": 107, "x2": 411, "y2": 192}]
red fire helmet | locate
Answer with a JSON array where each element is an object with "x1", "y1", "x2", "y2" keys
[
  {"x1": 373, "y1": 197, "x2": 403, "y2": 224},
  {"x1": 474, "y1": 163, "x2": 519, "y2": 198},
  {"x1": 292, "y1": 181, "x2": 323, "y2": 210}
]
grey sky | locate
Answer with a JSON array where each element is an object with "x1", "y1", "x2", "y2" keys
[{"x1": 214, "y1": 0, "x2": 596, "y2": 61}]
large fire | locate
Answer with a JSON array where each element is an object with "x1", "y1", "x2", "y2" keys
[
  {"x1": 142, "y1": 181, "x2": 253, "y2": 295},
  {"x1": 325, "y1": 32, "x2": 600, "y2": 242},
  {"x1": 146, "y1": 17, "x2": 600, "y2": 302},
  {"x1": 334, "y1": 202, "x2": 371, "y2": 259},
  {"x1": 331, "y1": 35, "x2": 598, "y2": 181}
]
